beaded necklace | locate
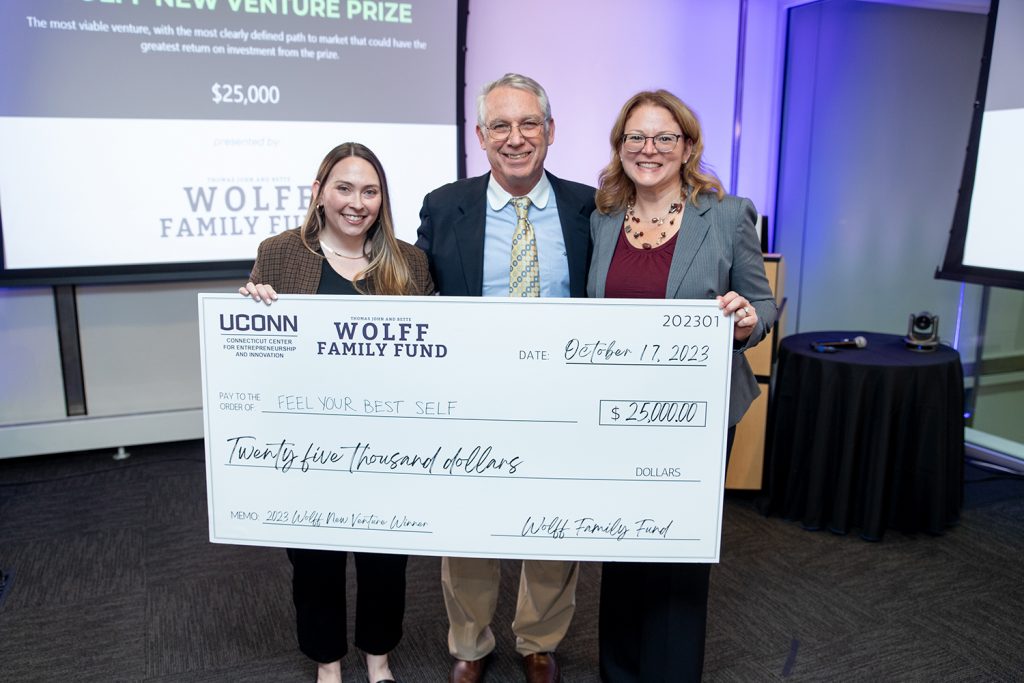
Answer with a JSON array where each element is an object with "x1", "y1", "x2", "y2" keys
[{"x1": 623, "y1": 194, "x2": 684, "y2": 249}]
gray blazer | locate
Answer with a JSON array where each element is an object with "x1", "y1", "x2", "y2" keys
[{"x1": 587, "y1": 193, "x2": 778, "y2": 426}]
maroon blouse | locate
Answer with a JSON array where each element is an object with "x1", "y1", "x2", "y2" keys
[{"x1": 605, "y1": 227, "x2": 678, "y2": 299}]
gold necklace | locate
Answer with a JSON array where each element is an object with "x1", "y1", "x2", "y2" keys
[
  {"x1": 320, "y1": 241, "x2": 367, "y2": 260},
  {"x1": 623, "y1": 194, "x2": 684, "y2": 250}
]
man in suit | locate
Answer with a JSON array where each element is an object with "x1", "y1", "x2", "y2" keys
[{"x1": 416, "y1": 73, "x2": 595, "y2": 683}]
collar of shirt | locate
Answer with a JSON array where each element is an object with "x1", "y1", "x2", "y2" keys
[{"x1": 486, "y1": 172, "x2": 551, "y2": 212}]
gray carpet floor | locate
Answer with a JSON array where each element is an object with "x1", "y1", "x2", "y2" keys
[{"x1": 0, "y1": 440, "x2": 1021, "y2": 682}]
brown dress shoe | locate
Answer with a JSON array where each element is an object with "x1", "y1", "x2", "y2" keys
[
  {"x1": 522, "y1": 652, "x2": 561, "y2": 683},
  {"x1": 450, "y1": 657, "x2": 487, "y2": 683}
]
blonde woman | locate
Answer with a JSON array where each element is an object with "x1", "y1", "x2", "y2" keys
[
  {"x1": 588, "y1": 91, "x2": 776, "y2": 681},
  {"x1": 240, "y1": 142, "x2": 433, "y2": 683}
]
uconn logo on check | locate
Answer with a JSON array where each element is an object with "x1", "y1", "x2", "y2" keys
[{"x1": 219, "y1": 313, "x2": 297, "y2": 333}]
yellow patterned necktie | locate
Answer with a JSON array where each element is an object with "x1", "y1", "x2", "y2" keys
[{"x1": 509, "y1": 196, "x2": 539, "y2": 297}]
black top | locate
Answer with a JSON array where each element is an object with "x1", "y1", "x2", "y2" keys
[{"x1": 317, "y1": 260, "x2": 362, "y2": 295}]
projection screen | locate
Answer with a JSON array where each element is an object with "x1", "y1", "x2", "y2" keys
[
  {"x1": 938, "y1": 0, "x2": 1024, "y2": 291},
  {"x1": 0, "y1": 0, "x2": 466, "y2": 285}
]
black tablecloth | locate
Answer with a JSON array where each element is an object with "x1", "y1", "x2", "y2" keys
[{"x1": 764, "y1": 331, "x2": 964, "y2": 540}]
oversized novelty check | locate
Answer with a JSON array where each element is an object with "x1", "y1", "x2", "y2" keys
[{"x1": 199, "y1": 294, "x2": 734, "y2": 562}]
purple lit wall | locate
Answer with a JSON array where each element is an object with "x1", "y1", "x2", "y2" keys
[{"x1": 462, "y1": 0, "x2": 758, "y2": 203}]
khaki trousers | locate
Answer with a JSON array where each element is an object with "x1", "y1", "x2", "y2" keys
[{"x1": 441, "y1": 556, "x2": 580, "y2": 660}]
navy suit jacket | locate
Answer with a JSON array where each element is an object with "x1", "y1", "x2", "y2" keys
[{"x1": 415, "y1": 172, "x2": 595, "y2": 297}]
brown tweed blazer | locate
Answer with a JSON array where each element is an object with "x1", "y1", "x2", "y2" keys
[{"x1": 248, "y1": 228, "x2": 434, "y2": 295}]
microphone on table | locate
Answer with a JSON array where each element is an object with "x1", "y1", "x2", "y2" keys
[{"x1": 810, "y1": 336, "x2": 868, "y2": 353}]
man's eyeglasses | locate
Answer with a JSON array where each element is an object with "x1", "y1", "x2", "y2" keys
[
  {"x1": 484, "y1": 120, "x2": 545, "y2": 141},
  {"x1": 621, "y1": 133, "x2": 684, "y2": 154}
]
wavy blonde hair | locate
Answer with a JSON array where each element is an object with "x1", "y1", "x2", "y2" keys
[
  {"x1": 299, "y1": 142, "x2": 413, "y2": 295},
  {"x1": 596, "y1": 90, "x2": 724, "y2": 215}
]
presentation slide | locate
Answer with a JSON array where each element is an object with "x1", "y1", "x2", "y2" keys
[{"x1": 0, "y1": 0, "x2": 459, "y2": 277}]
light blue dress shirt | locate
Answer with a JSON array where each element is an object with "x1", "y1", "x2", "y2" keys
[{"x1": 481, "y1": 173, "x2": 571, "y2": 298}]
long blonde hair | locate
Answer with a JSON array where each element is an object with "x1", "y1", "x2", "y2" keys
[
  {"x1": 299, "y1": 142, "x2": 413, "y2": 295},
  {"x1": 596, "y1": 90, "x2": 724, "y2": 215}
]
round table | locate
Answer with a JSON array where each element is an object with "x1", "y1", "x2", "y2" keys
[{"x1": 763, "y1": 331, "x2": 964, "y2": 540}]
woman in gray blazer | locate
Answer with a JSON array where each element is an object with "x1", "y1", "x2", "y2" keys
[{"x1": 588, "y1": 90, "x2": 777, "y2": 682}]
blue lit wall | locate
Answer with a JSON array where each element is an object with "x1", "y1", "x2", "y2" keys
[{"x1": 774, "y1": 0, "x2": 986, "y2": 346}]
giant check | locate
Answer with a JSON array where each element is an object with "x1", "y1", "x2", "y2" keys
[{"x1": 199, "y1": 294, "x2": 734, "y2": 562}]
